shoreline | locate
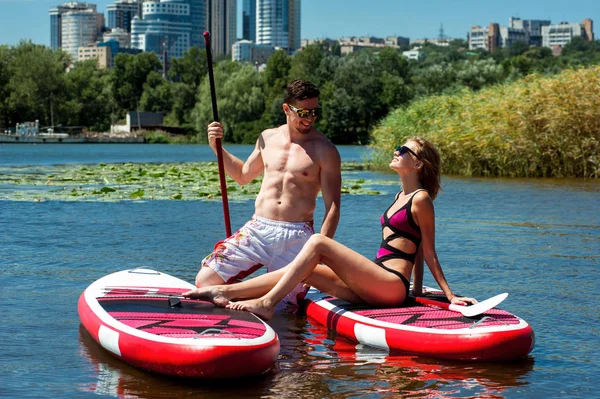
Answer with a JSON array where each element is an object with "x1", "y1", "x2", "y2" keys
[{"x1": 0, "y1": 134, "x2": 145, "y2": 144}]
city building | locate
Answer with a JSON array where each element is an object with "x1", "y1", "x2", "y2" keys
[
  {"x1": 232, "y1": 39, "x2": 275, "y2": 64},
  {"x1": 242, "y1": 0, "x2": 256, "y2": 42},
  {"x1": 256, "y1": 0, "x2": 301, "y2": 53},
  {"x1": 49, "y1": 2, "x2": 103, "y2": 58},
  {"x1": 468, "y1": 17, "x2": 593, "y2": 53},
  {"x1": 78, "y1": 43, "x2": 112, "y2": 68},
  {"x1": 410, "y1": 38, "x2": 458, "y2": 47},
  {"x1": 106, "y1": 0, "x2": 141, "y2": 33},
  {"x1": 131, "y1": 0, "x2": 193, "y2": 65},
  {"x1": 189, "y1": 0, "x2": 207, "y2": 49},
  {"x1": 509, "y1": 17, "x2": 551, "y2": 47},
  {"x1": 402, "y1": 47, "x2": 421, "y2": 60},
  {"x1": 542, "y1": 19, "x2": 594, "y2": 53},
  {"x1": 207, "y1": 0, "x2": 237, "y2": 56},
  {"x1": 103, "y1": 27, "x2": 131, "y2": 48}
]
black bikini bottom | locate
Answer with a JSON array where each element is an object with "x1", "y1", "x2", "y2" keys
[{"x1": 373, "y1": 260, "x2": 410, "y2": 299}]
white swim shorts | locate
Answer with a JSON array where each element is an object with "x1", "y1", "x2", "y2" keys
[{"x1": 201, "y1": 215, "x2": 315, "y2": 312}]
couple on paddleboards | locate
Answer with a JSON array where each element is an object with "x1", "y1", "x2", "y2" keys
[{"x1": 185, "y1": 79, "x2": 476, "y2": 320}]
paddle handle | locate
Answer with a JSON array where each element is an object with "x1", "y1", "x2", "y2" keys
[
  {"x1": 414, "y1": 296, "x2": 454, "y2": 311},
  {"x1": 203, "y1": 31, "x2": 232, "y2": 238}
]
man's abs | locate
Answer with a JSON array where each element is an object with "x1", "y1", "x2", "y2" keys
[{"x1": 254, "y1": 178, "x2": 319, "y2": 222}]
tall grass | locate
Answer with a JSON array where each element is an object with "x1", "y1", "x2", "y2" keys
[{"x1": 371, "y1": 66, "x2": 600, "y2": 178}]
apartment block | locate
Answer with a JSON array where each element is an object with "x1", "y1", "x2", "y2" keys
[
  {"x1": 50, "y1": 2, "x2": 103, "y2": 58},
  {"x1": 78, "y1": 43, "x2": 112, "y2": 69},
  {"x1": 542, "y1": 19, "x2": 594, "y2": 51},
  {"x1": 232, "y1": 39, "x2": 275, "y2": 64},
  {"x1": 469, "y1": 17, "x2": 593, "y2": 52}
]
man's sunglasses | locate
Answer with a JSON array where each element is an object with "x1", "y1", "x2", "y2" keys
[
  {"x1": 396, "y1": 145, "x2": 420, "y2": 159},
  {"x1": 286, "y1": 103, "x2": 322, "y2": 118}
]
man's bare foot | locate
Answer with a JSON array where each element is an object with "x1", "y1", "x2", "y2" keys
[
  {"x1": 182, "y1": 286, "x2": 230, "y2": 307},
  {"x1": 226, "y1": 299, "x2": 275, "y2": 321}
]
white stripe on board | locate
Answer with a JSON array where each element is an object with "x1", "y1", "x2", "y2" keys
[
  {"x1": 99, "y1": 325, "x2": 121, "y2": 356},
  {"x1": 354, "y1": 323, "x2": 389, "y2": 350}
]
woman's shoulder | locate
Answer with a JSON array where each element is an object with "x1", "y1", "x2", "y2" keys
[{"x1": 411, "y1": 189, "x2": 433, "y2": 208}]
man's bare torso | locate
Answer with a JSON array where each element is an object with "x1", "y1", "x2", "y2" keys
[{"x1": 254, "y1": 125, "x2": 330, "y2": 222}]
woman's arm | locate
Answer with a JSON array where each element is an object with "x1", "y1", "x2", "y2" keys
[
  {"x1": 411, "y1": 246, "x2": 424, "y2": 296},
  {"x1": 412, "y1": 193, "x2": 476, "y2": 306}
]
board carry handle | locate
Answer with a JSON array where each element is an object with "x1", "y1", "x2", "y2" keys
[
  {"x1": 127, "y1": 268, "x2": 161, "y2": 275},
  {"x1": 196, "y1": 328, "x2": 240, "y2": 339}
]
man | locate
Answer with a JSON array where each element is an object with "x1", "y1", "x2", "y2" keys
[{"x1": 196, "y1": 79, "x2": 341, "y2": 311}]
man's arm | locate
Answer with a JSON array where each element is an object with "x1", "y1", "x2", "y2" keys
[
  {"x1": 208, "y1": 122, "x2": 263, "y2": 185},
  {"x1": 319, "y1": 144, "x2": 342, "y2": 238}
]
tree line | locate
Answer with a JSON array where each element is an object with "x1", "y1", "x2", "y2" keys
[{"x1": 1, "y1": 38, "x2": 599, "y2": 143}]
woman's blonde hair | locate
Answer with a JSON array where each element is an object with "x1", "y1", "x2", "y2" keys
[{"x1": 408, "y1": 136, "x2": 441, "y2": 200}]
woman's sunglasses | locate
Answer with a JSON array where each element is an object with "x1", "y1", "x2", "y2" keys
[
  {"x1": 396, "y1": 145, "x2": 420, "y2": 159},
  {"x1": 286, "y1": 103, "x2": 322, "y2": 118}
]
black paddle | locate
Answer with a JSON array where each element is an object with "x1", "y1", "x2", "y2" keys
[{"x1": 203, "y1": 31, "x2": 232, "y2": 238}]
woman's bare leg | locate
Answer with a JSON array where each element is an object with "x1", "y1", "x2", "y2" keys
[
  {"x1": 183, "y1": 268, "x2": 286, "y2": 306},
  {"x1": 227, "y1": 234, "x2": 407, "y2": 320}
]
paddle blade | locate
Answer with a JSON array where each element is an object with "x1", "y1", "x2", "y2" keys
[{"x1": 451, "y1": 293, "x2": 509, "y2": 317}]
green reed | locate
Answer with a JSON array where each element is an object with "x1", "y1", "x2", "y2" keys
[{"x1": 371, "y1": 66, "x2": 600, "y2": 178}]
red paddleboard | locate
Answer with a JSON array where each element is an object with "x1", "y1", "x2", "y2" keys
[
  {"x1": 78, "y1": 268, "x2": 280, "y2": 378},
  {"x1": 304, "y1": 287, "x2": 534, "y2": 361}
]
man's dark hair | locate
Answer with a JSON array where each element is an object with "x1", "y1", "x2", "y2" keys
[{"x1": 283, "y1": 80, "x2": 320, "y2": 104}]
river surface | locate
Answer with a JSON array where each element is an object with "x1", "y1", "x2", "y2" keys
[{"x1": 1, "y1": 144, "x2": 598, "y2": 398}]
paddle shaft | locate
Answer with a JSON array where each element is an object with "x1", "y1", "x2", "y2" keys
[
  {"x1": 414, "y1": 296, "x2": 462, "y2": 313},
  {"x1": 203, "y1": 31, "x2": 232, "y2": 237}
]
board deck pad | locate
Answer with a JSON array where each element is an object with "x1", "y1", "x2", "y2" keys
[
  {"x1": 99, "y1": 297, "x2": 267, "y2": 339},
  {"x1": 324, "y1": 295, "x2": 522, "y2": 330}
]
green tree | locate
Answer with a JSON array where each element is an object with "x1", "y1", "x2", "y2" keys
[
  {"x1": 140, "y1": 71, "x2": 173, "y2": 114},
  {"x1": 288, "y1": 44, "x2": 326, "y2": 85},
  {"x1": 168, "y1": 46, "x2": 207, "y2": 88},
  {"x1": 61, "y1": 59, "x2": 112, "y2": 131},
  {"x1": 0, "y1": 45, "x2": 11, "y2": 128},
  {"x1": 194, "y1": 62, "x2": 266, "y2": 143},
  {"x1": 4, "y1": 41, "x2": 69, "y2": 127},
  {"x1": 324, "y1": 51, "x2": 383, "y2": 143},
  {"x1": 111, "y1": 52, "x2": 162, "y2": 115},
  {"x1": 562, "y1": 37, "x2": 600, "y2": 65},
  {"x1": 165, "y1": 82, "x2": 197, "y2": 129},
  {"x1": 412, "y1": 63, "x2": 457, "y2": 96},
  {"x1": 455, "y1": 59, "x2": 504, "y2": 90},
  {"x1": 378, "y1": 46, "x2": 410, "y2": 80}
]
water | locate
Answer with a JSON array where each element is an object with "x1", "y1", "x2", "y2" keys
[{"x1": 1, "y1": 144, "x2": 598, "y2": 398}]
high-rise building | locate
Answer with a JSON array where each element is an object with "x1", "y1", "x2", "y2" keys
[
  {"x1": 256, "y1": 0, "x2": 300, "y2": 52},
  {"x1": 49, "y1": 2, "x2": 101, "y2": 53},
  {"x1": 106, "y1": 0, "x2": 141, "y2": 33},
  {"x1": 189, "y1": 0, "x2": 207, "y2": 49},
  {"x1": 131, "y1": 0, "x2": 193, "y2": 65},
  {"x1": 242, "y1": 0, "x2": 256, "y2": 42},
  {"x1": 206, "y1": 0, "x2": 237, "y2": 56}
]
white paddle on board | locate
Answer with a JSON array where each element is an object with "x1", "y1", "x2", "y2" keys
[{"x1": 414, "y1": 293, "x2": 509, "y2": 317}]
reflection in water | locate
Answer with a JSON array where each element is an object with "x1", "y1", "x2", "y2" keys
[{"x1": 79, "y1": 312, "x2": 534, "y2": 399}]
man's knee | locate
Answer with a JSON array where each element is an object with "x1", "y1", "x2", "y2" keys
[{"x1": 195, "y1": 266, "x2": 225, "y2": 287}]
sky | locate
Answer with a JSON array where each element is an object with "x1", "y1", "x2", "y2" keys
[{"x1": 0, "y1": 0, "x2": 598, "y2": 47}]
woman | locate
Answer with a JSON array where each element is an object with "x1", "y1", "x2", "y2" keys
[{"x1": 184, "y1": 137, "x2": 476, "y2": 320}]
